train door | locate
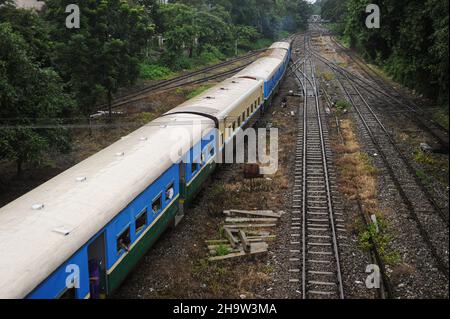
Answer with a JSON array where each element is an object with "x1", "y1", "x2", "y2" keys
[
  {"x1": 174, "y1": 161, "x2": 186, "y2": 227},
  {"x1": 87, "y1": 233, "x2": 107, "y2": 299}
]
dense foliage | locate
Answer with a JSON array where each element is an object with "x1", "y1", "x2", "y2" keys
[
  {"x1": 318, "y1": 0, "x2": 449, "y2": 108},
  {"x1": 0, "y1": 0, "x2": 312, "y2": 173},
  {"x1": 0, "y1": 22, "x2": 74, "y2": 174}
]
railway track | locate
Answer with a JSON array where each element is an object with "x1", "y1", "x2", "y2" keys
[
  {"x1": 95, "y1": 49, "x2": 265, "y2": 113},
  {"x1": 289, "y1": 35, "x2": 345, "y2": 299},
  {"x1": 329, "y1": 36, "x2": 449, "y2": 150},
  {"x1": 308, "y1": 37, "x2": 450, "y2": 277}
]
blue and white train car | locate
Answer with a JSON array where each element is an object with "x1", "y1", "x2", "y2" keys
[
  {"x1": 0, "y1": 114, "x2": 216, "y2": 299},
  {"x1": 0, "y1": 41, "x2": 291, "y2": 299},
  {"x1": 233, "y1": 41, "x2": 291, "y2": 102}
]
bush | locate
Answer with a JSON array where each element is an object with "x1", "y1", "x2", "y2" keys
[
  {"x1": 335, "y1": 99, "x2": 351, "y2": 110},
  {"x1": 139, "y1": 63, "x2": 173, "y2": 80},
  {"x1": 197, "y1": 45, "x2": 226, "y2": 64}
]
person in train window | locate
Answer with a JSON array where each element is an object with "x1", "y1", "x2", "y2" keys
[
  {"x1": 152, "y1": 204, "x2": 159, "y2": 214},
  {"x1": 88, "y1": 259, "x2": 101, "y2": 299},
  {"x1": 165, "y1": 187, "x2": 174, "y2": 201}
]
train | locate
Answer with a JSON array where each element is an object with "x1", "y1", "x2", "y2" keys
[{"x1": 0, "y1": 41, "x2": 291, "y2": 299}]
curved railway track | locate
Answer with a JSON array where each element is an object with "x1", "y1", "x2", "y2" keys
[
  {"x1": 289, "y1": 35, "x2": 345, "y2": 299},
  {"x1": 307, "y1": 37, "x2": 449, "y2": 278}
]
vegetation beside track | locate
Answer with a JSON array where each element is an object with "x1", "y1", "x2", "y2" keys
[
  {"x1": 317, "y1": 0, "x2": 449, "y2": 112},
  {"x1": 333, "y1": 118, "x2": 401, "y2": 268}
]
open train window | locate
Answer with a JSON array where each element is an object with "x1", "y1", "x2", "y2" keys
[
  {"x1": 152, "y1": 195, "x2": 162, "y2": 214},
  {"x1": 232, "y1": 122, "x2": 236, "y2": 131},
  {"x1": 165, "y1": 182, "x2": 174, "y2": 202},
  {"x1": 135, "y1": 209, "x2": 147, "y2": 234},
  {"x1": 258, "y1": 97, "x2": 261, "y2": 105},
  {"x1": 247, "y1": 108, "x2": 250, "y2": 117},
  {"x1": 237, "y1": 116, "x2": 241, "y2": 127},
  {"x1": 242, "y1": 112, "x2": 245, "y2": 122},
  {"x1": 116, "y1": 226, "x2": 131, "y2": 255}
]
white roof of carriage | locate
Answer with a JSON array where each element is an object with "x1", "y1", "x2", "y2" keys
[
  {"x1": 269, "y1": 41, "x2": 291, "y2": 51},
  {"x1": 166, "y1": 77, "x2": 263, "y2": 120},
  {"x1": 0, "y1": 114, "x2": 214, "y2": 298},
  {"x1": 233, "y1": 57, "x2": 284, "y2": 82}
]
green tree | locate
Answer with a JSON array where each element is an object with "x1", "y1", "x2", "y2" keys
[
  {"x1": 0, "y1": 23, "x2": 74, "y2": 175},
  {"x1": 45, "y1": 0, "x2": 154, "y2": 121},
  {"x1": 0, "y1": 0, "x2": 52, "y2": 65}
]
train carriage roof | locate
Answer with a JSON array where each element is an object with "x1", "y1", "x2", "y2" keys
[
  {"x1": 0, "y1": 114, "x2": 214, "y2": 298},
  {"x1": 166, "y1": 77, "x2": 263, "y2": 121},
  {"x1": 266, "y1": 48, "x2": 289, "y2": 61},
  {"x1": 269, "y1": 42, "x2": 291, "y2": 51},
  {"x1": 233, "y1": 57, "x2": 284, "y2": 82}
]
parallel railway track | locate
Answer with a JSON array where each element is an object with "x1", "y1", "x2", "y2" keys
[
  {"x1": 95, "y1": 49, "x2": 265, "y2": 112},
  {"x1": 329, "y1": 36, "x2": 449, "y2": 150},
  {"x1": 308, "y1": 37, "x2": 449, "y2": 278},
  {"x1": 289, "y1": 35, "x2": 345, "y2": 299}
]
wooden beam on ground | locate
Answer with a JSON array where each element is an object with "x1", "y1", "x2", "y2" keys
[
  {"x1": 225, "y1": 217, "x2": 279, "y2": 223},
  {"x1": 224, "y1": 210, "x2": 282, "y2": 218},
  {"x1": 237, "y1": 230, "x2": 250, "y2": 253},
  {"x1": 224, "y1": 224, "x2": 277, "y2": 229},
  {"x1": 224, "y1": 227, "x2": 239, "y2": 248},
  {"x1": 208, "y1": 246, "x2": 268, "y2": 262}
]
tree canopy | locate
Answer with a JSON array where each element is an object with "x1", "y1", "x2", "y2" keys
[
  {"x1": 0, "y1": 0, "x2": 313, "y2": 173},
  {"x1": 319, "y1": 0, "x2": 449, "y2": 107},
  {"x1": 0, "y1": 23, "x2": 74, "y2": 175}
]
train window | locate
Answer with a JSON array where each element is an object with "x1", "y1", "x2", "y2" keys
[
  {"x1": 221, "y1": 133, "x2": 224, "y2": 145},
  {"x1": 116, "y1": 227, "x2": 131, "y2": 255},
  {"x1": 237, "y1": 117, "x2": 241, "y2": 127},
  {"x1": 232, "y1": 122, "x2": 236, "y2": 131},
  {"x1": 247, "y1": 108, "x2": 250, "y2": 117},
  {"x1": 191, "y1": 162, "x2": 198, "y2": 175},
  {"x1": 210, "y1": 146, "x2": 215, "y2": 157},
  {"x1": 258, "y1": 97, "x2": 261, "y2": 105},
  {"x1": 135, "y1": 209, "x2": 147, "y2": 234},
  {"x1": 242, "y1": 112, "x2": 245, "y2": 122},
  {"x1": 165, "y1": 183, "x2": 174, "y2": 202},
  {"x1": 152, "y1": 195, "x2": 162, "y2": 214}
]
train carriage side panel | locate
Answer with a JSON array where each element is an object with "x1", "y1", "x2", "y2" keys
[
  {"x1": 105, "y1": 163, "x2": 180, "y2": 293},
  {"x1": 233, "y1": 58, "x2": 283, "y2": 100},
  {"x1": 27, "y1": 248, "x2": 90, "y2": 299}
]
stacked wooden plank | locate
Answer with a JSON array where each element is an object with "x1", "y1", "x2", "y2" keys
[{"x1": 206, "y1": 210, "x2": 282, "y2": 261}]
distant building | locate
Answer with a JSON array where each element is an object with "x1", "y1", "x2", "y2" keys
[{"x1": 13, "y1": 0, "x2": 45, "y2": 10}]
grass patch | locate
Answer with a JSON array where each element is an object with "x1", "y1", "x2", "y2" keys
[
  {"x1": 335, "y1": 100, "x2": 351, "y2": 111},
  {"x1": 215, "y1": 244, "x2": 230, "y2": 257},
  {"x1": 322, "y1": 72, "x2": 335, "y2": 81},
  {"x1": 432, "y1": 108, "x2": 449, "y2": 130},
  {"x1": 414, "y1": 148, "x2": 437, "y2": 166},
  {"x1": 334, "y1": 118, "x2": 401, "y2": 266},
  {"x1": 358, "y1": 213, "x2": 401, "y2": 266}
]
